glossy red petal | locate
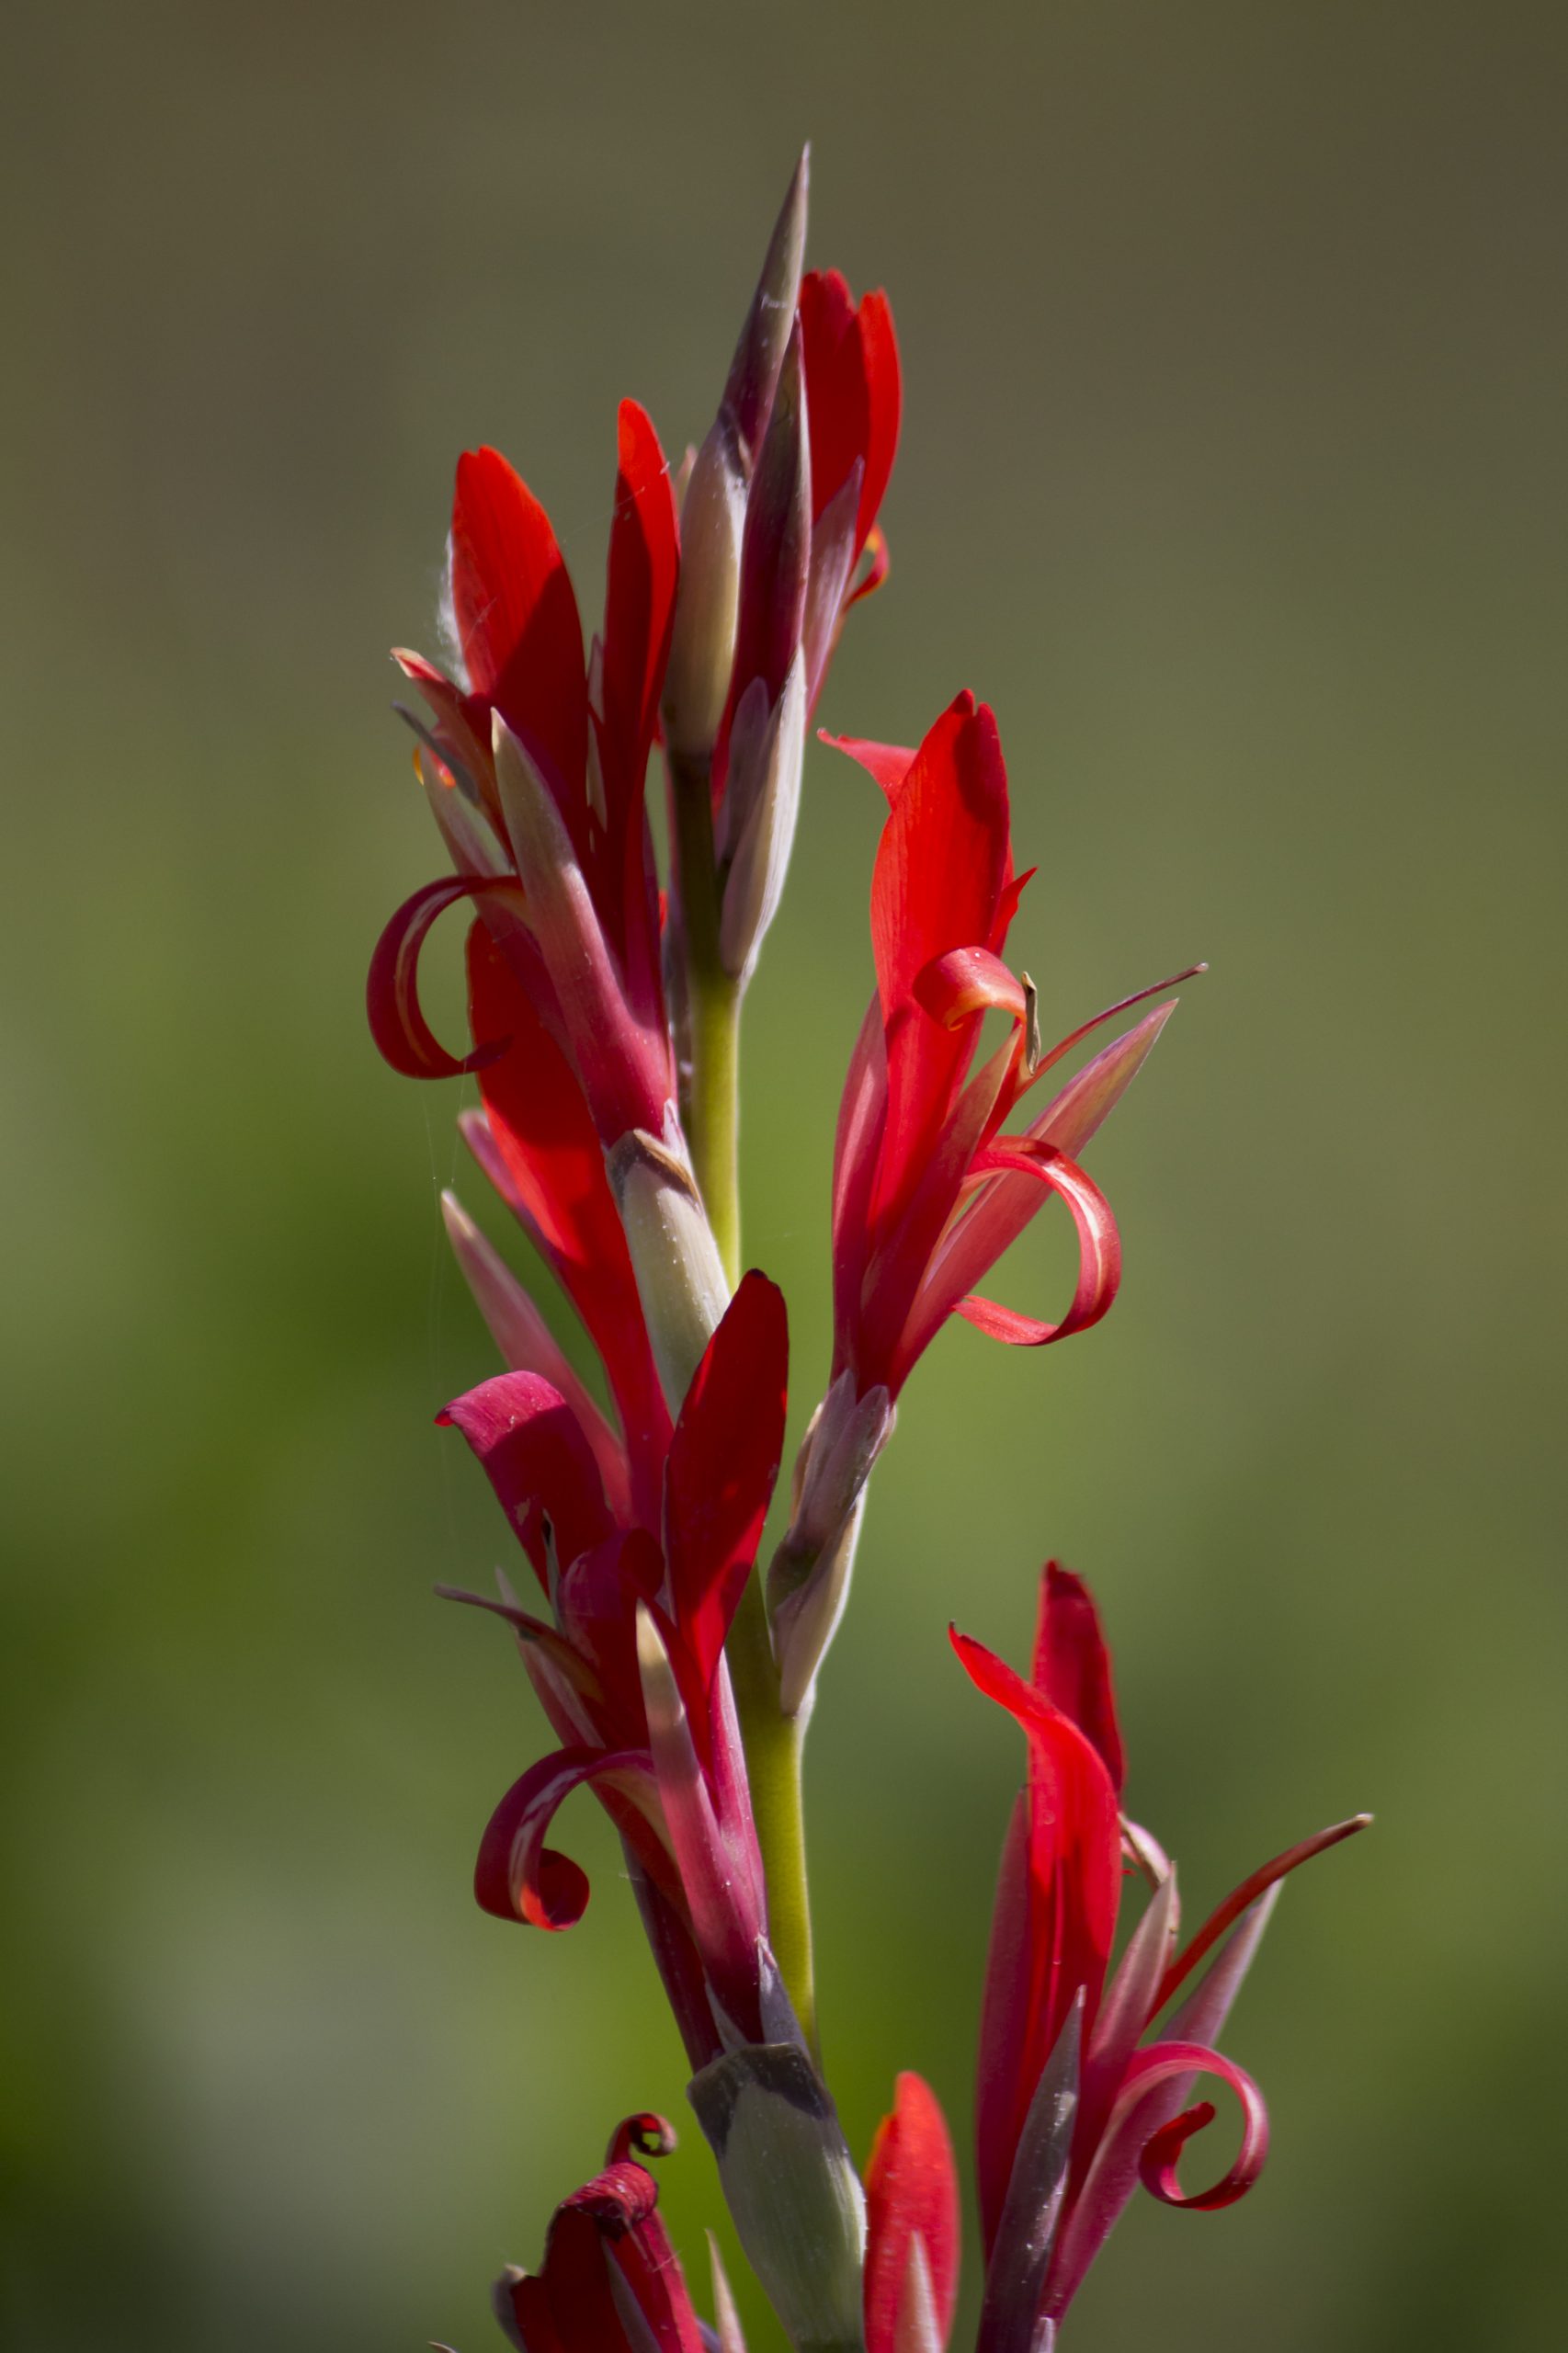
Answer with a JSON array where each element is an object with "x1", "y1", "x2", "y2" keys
[
  {"x1": 953, "y1": 1629, "x2": 1122, "y2": 2249},
  {"x1": 870, "y1": 692, "x2": 1004, "y2": 1020},
  {"x1": 450, "y1": 446, "x2": 587, "y2": 811},
  {"x1": 1034, "y1": 1564, "x2": 1126, "y2": 1795},
  {"x1": 855, "y1": 289, "x2": 902, "y2": 550},
  {"x1": 367, "y1": 875, "x2": 520, "y2": 1080},
  {"x1": 664, "y1": 1272, "x2": 790, "y2": 1700},
  {"x1": 438, "y1": 1370, "x2": 613, "y2": 1590},
  {"x1": 474, "y1": 1745, "x2": 662, "y2": 1930},
  {"x1": 820, "y1": 727, "x2": 918, "y2": 805},
  {"x1": 600, "y1": 403, "x2": 678, "y2": 1012},
  {"x1": 469, "y1": 926, "x2": 671, "y2": 1522},
  {"x1": 799, "y1": 268, "x2": 866, "y2": 527},
  {"x1": 864, "y1": 2074, "x2": 960, "y2": 2353}
]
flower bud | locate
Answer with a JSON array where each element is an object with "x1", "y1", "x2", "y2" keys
[
  {"x1": 687, "y1": 2039, "x2": 866, "y2": 2353},
  {"x1": 768, "y1": 1373, "x2": 896, "y2": 1717},
  {"x1": 607, "y1": 1124, "x2": 731, "y2": 1411},
  {"x1": 721, "y1": 146, "x2": 810, "y2": 469},
  {"x1": 717, "y1": 655, "x2": 806, "y2": 990},
  {"x1": 662, "y1": 414, "x2": 746, "y2": 762}
]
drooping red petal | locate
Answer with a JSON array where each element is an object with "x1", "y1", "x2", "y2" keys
[
  {"x1": 367, "y1": 875, "x2": 521, "y2": 1080},
  {"x1": 664, "y1": 1272, "x2": 790, "y2": 1702},
  {"x1": 953, "y1": 1629, "x2": 1122, "y2": 2250},
  {"x1": 469, "y1": 925, "x2": 672, "y2": 1521},
  {"x1": 450, "y1": 447, "x2": 587, "y2": 813},
  {"x1": 474, "y1": 1745, "x2": 664, "y2": 1930},
  {"x1": 864, "y1": 2074, "x2": 960, "y2": 2353},
  {"x1": 438, "y1": 1371, "x2": 613, "y2": 1590},
  {"x1": 821, "y1": 728, "x2": 918, "y2": 804},
  {"x1": 1033, "y1": 1564, "x2": 1126, "y2": 1795}
]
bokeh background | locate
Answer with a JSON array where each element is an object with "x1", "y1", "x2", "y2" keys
[{"x1": 4, "y1": 3, "x2": 1564, "y2": 2347}]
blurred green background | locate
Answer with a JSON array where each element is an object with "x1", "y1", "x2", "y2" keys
[{"x1": 3, "y1": 2, "x2": 1564, "y2": 2347}]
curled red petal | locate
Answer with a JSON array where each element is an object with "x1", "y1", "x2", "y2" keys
[
  {"x1": 367, "y1": 876, "x2": 521, "y2": 1079},
  {"x1": 1042, "y1": 2040, "x2": 1268, "y2": 2322},
  {"x1": 864, "y1": 2073, "x2": 960, "y2": 2353},
  {"x1": 438, "y1": 1370, "x2": 613, "y2": 1591},
  {"x1": 474, "y1": 1745, "x2": 661, "y2": 1930},
  {"x1": 947, "y1": 1142, "x2": 1121, "y2": 1352}
]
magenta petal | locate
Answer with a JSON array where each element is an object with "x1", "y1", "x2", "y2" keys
[
  {"x1": 438, "y1": 1370, "x2": 613, "y2": 1591},
  {"x1": 474, "y1": 1745, "x2": 663, "y2": 1929}
]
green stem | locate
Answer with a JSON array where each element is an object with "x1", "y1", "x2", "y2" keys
[
  {"x1": 727, "y1": 1570, "x2": 817, "y2": 2056},
  {"x1": 668, "y1": 749, "x2": 742, "y2": 1287}
]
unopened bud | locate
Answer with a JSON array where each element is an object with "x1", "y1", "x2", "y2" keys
[
  {"x1": 717, "y1": 655, "x2": 806, "y2": 991},
  {"x1": 769, "y1": 1373, "x2": 895, "y2": 1716},
  {"x1": 722, "y1": 147, "x2": 811, "y2": 467},
  {"x1": 608, "y1": 1124, "x2": 731, "y2": 1411},
  {"x1": 663, "y1": 415, "x2": 746, "y2": 762},
  {"x1": 687, "y1": 2039, "x2": 865, "y2": 2353},
  {"x1": 732, "y1": 321, "x2": 811, "y2": 712}
]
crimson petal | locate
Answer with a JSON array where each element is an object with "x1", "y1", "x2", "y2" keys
[
  {"x1": 474, "y1": 1745, "x2": 663, "y2": 1930},
  {"x1": 366, "y1": 875, "x2": 520, "y2": 1079},
  {"x1": 450, "y1": 446, "x2": 587, "y2": 814}
]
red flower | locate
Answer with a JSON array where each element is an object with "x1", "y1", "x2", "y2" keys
[
  {"x1": 369, "y1": 400, "x2": 680, "y2": 1150},
  {"x1": 439, "y1": 1271, "x2": 790, "y2": 2067},
  {"x1": 489, "y1": 2113, "x2": 709, "y2": 2353},
  {"x1": 863, "y1": 2072, "x2": 961, "y2": 2353},
  {"x1": 949, "y1": 1565, "x2": 1369, "y2": 2341},
  {"x1": 828, "y1": 692, "x2": 1199, "y2": 1402}
]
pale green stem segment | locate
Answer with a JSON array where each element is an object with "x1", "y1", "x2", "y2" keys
[
  {"x1": 669, "y1": 749, "x2": 742, "y2": 1290},
  {"x1": 727, "y1": 1571, "x2": 817, "y2": 2056},
  {"x1": 669, "y1": 745, "x2": 817, "y2": 2048}
]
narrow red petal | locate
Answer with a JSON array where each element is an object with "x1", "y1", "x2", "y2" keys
[
  {"x1": 450, "y1": 446, "x2": 587, "y2": 809},
  {"x1": 864, "y1": 2074, "x2": 960, "y2": 2353},
  {"x1": 854, "y1": 290, "x2": 902, "y2": 550},
  {"x1": 946, "y1": 1142, "x2": 1121, "y2": 1352},
  {"x1": 1034, "y1": 1564, "x2": 1126, "y2": 1795},
  {"x1": 1155, "y1": 1813, "x2": 1372, "y2": 2013},
  {"x1": 664, "y1": 1272, "x2": 790, "y2": 1700}
]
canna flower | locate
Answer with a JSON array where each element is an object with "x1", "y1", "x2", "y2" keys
[
  {"x1": 438, "y1": 1268, "x2": 790, "y2": 2068},
  {"x1": 487, "y1": 2112, "x2": 720, "y2": 2353},
  {"x1": 769, "y1": 693, "x2": 1198, "y2": 1707},
  {"x1": 944, "y1": 1563, "x2": 1369, "y2": 2346}
]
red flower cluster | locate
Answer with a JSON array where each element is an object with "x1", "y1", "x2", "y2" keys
[{"x1": 858, "y1": 1567, "x2": 1367, "y2": 2350}]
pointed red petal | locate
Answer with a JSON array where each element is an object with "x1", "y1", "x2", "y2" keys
[
  {"x1": 600, "y1": 401, "x2": 678, "y2": 1009},
  {"x1": 854, "y1": 290, "x2": 902, "y2": 551},
  {"x1": 450, "y1": 446, "x2": 587, "y2": 809},
  {"x1": 1154, "y1": 1813, "x2": 1371, "y2": 2014},
  {"x1": 664, "y1": 1272, "x2": 790, "y2": 1699},
  {"x1": 1034, "y1": 1564, "x2": 1126, "y2": 1795},
  {"x1": 864, "y1": 2074, "x2": 960, "y2": 2353},
  {"x1": 820, "y1": 728, "x2": 918, "y2": 804},
  {"x1": 952, "y1": 1629, "x2": 1121, "y2": 2249}
]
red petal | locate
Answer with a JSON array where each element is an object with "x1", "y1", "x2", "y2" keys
[
  {"x1": 469, "y1": 926, "x2": 672, "y2": 1523},
  {"x1": 854, "y1": 290, "x2": 902, "y2": 551},
  {"x1": 945, "y1": 1142, "x2": 1121, "y2": 1353},
  {"x1": 952, "y1": 1629, "x2": 1121, "y2": 2251},
  {"x1": 438, "y1": 1371, "x2": 613, "y2": 1590},
  {"x1": 1033, "y1": 1564, "x2": 1126, "y2": 1796},
  {"x1": 367, "y1": 875, "x2": 521, "y2": 1080},
  {"x1": 1154, "y1": 1813, "x2": 1371, "y2": 2014},
  {"x1": 474, "y1": 1744, "x2": 662, "y2": 1929},
  {"x1": 870, "y1": 692, "x2": 1005, "y2": 1020},
  {"x1": 600, "y1": 401, "x2": 679, "y2": 1006},
  {"x1": 664, "y1": 1272, "x2": 790, "y2": 1701},
  {"x1": 864, "y1": 2074, "x2": 960, "y2": 2353},
  {"x1": 820, "y1": 727, "x2": 918, "y2": 805},
  {"x1": 1042, "y1": 2041, "x2": 1268, "y2": 2322},
  {"x1": 800, "y1": 268, "x2": 866, "y2": 528},
  {"x1": 450, "y1": 446, "x2": 587, "y2": 811}
]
